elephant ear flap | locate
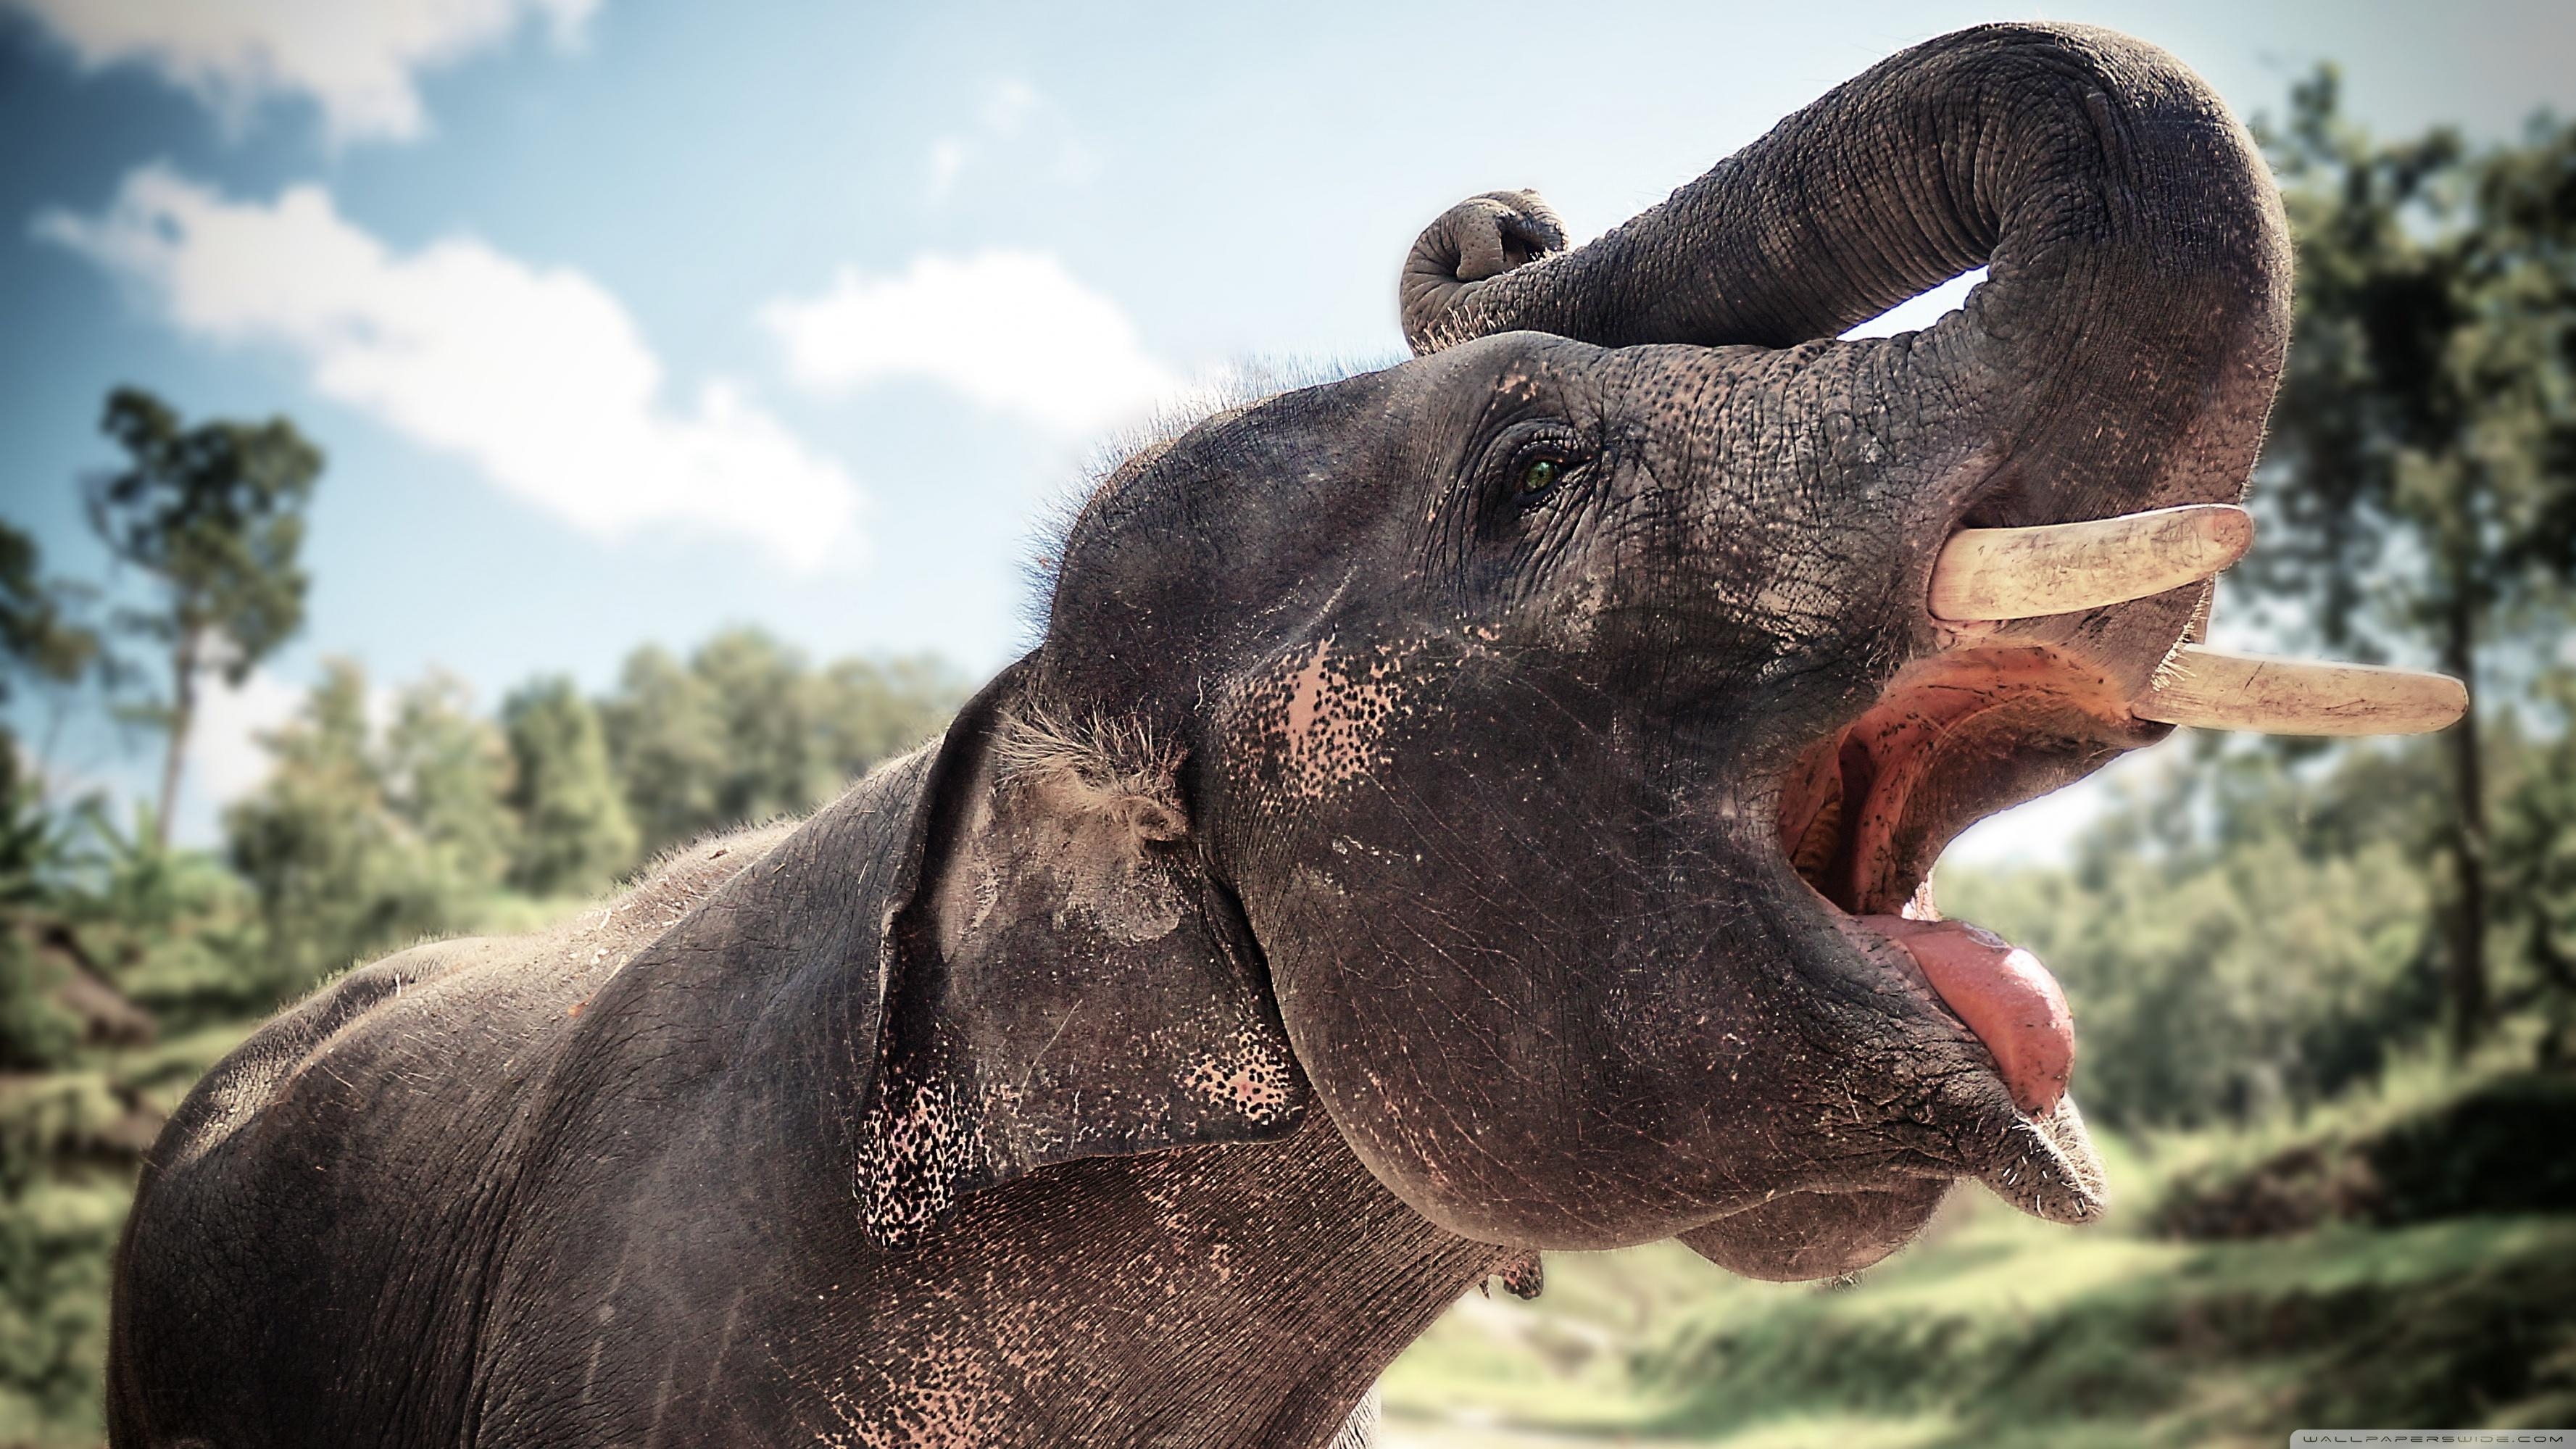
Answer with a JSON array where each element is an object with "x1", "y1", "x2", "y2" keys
[{"x1": 854, "y1": 665, "x2": 1308, "y2": 1249}]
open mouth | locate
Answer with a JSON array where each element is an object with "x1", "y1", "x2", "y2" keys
[
  {"x1": 1774, "y1": 644, "x2": 2162, "y2": 1121},
  {"x1": 1742, "y1": 639, "x2": 2178, "y2": 1235},
  {"x1": 1666, "y1": 500, "x2": 2466, "y2": 1274},
  {"x1": 1748, "y1": 502, "x2": 2466, "y2": 1231},
  {"x1": 1749, "y1": 505, "x2": 2261, "y2": 1230}
]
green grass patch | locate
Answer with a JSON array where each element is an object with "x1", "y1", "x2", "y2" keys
[
  {"x1": 0, "y1": 1173, "x2": 128, "y2": 1449},
  {"x1": 1385, "y1": 1078, "x2": 2576, "y2": 1448}
]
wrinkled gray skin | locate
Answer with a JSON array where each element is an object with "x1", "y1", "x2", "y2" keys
[{"x1": 108, "y1": 24, "x2": 2287, "y2": 1448}]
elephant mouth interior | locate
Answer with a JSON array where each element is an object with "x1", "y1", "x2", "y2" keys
[
  {"x1": 1772, "y1": 643, "x2": 2154, "y2": 1117},
  {"x1": 1775, "y1": 643, "x2": 2144, "y2": 918}
]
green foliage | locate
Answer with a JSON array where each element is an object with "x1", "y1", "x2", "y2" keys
[
  {"x1": 502, "y1": 676, "x2": 636, "y2": 895},
  {"x1": 2255, "y1": 72, "x2": 2576, "y2": 652},
  {"x1": 225, "y1": 660, "x2": 470, "y2": 997},
  {"x1": 0, "y1": 738, "x2": 248, "y2": 1448},
  {"x1": 1943, "y1": 745, "x2": 2441, "y2": 1130},
  {"x1": 1387, "y1": 1077, "x2": 2576, "y2": 1448},
  {"x1": 0, "y1": 754, "x2": 81, "y2": 1072},
  {"x1": 0, "y1": 1176, "x2": 124, "y2": 1446},
  {"x1": 1624, "y1": 1220, "x2": 2576, "y2": 1448},
  {"x1": 58, "y1": 803, "x2": 257, "y2": 1033},
  {"x1": 599, "y1": 628, "x2": 963, "y2": 858},
  {"x1": 85, "y1": 387, "x2": 321, "y2": 849},
  {"x1": 0, "y1": 935, "x2": 80, "y2": 1076},
  {"x1": 1944, "y1": 665, "x2": 2576, "y2": 1134},
  {"x1": 2248, "y1": 75, "x2": 2576, "y2": 1050},
  {"x1": 86, "y1": 389, "x2": 320, "y2": 686},
  {"x1": 383, "y1": 672, "x2": 518, "y2": 894},
  {"x1": 0, "y1": 523, "x2": 100, "y2": 707},
  {"x1": 0, "y1": 523, "x2": 112, "y2": 1073},
  {"x1": 2491, "y1": 678, "x2": 2576, "y2": 1060},
  {"x1": 597, "y1": 644, "x2": 726, "y2": 857},
  {"x1": 163, "y1": 631, "x2": 957, "y2": 1001},
  {"x1": 688, "y1": 628, "x2": 818, "y2": 829},
  {"x1": 813, "y1": 655, "x2": 967, "y2": 778},
  {"x1": 2153, "y1": 1068, "x2": 2576, "y2": 1237}
]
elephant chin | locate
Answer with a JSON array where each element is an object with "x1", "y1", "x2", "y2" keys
[{"x1": 1676, "y1": 1177, "x2": 1954, "y2": 1283}]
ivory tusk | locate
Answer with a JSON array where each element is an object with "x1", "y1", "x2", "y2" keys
[
  {"x1": 1929, "y1": 505, "x2": 2254, "y2": 623},
  {"x1": 2134, "y1": 645, "x2": 2469, "y2": 736}
]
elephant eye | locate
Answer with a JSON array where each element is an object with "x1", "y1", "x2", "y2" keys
[{"x1": 1514, "y1": 452, "x2": 1572, "y2": 504}]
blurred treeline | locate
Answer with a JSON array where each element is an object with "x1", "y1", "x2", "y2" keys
[
  {"x1": 2, "y1": 65, "x2": 2575, "y2": 1448},
  {"x1": 4, "y1": 620, "x2": 964, "y2": 1067},
  {"x1": 1946, "y1": 712, "x2": 2576, "y2": 1130}
]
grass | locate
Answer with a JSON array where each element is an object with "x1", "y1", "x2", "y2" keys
[
  {"x1": 2124, "y1": 1034, "x2": 2522, "y2": 1194},
  {"x1": 1381, "y1": 1069, "x2": 2576, "y2": 1448},
  {"x1": 0, "y1": 1174, "x2": 127, "y2": 1449}
]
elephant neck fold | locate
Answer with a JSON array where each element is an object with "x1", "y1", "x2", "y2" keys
[
  {"x1": 865, "y1": 1113, "x2": 1503, "y2": 1442},
  {"x1": 507, "y1": 757, "x2": 1507, "y2": 1442}
]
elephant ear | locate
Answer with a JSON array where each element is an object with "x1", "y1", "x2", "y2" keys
[{"x1": 855, "y1": 662, "x2": 1308, "y2": 1248}]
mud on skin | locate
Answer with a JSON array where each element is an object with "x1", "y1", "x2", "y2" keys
[{"x1": 108, "y1": 22, "x2": 2288, "y2": 1448}]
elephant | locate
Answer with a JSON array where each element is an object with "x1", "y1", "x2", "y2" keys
[{"x1": 106, "y1": 22, "x2": 2460, "y2": 1448}]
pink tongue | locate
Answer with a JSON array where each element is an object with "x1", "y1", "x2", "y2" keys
[{"x1": 1861, "y1": 916, "x2": 2074, "y2": 1115}]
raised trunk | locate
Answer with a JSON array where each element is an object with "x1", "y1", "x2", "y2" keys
[{"x1": 1406, "y1": 25, "x2": 2293, "y2": 662}]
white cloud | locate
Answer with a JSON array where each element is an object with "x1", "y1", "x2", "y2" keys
[
  {"x1": 5, "y1": 0, "x2": 598, "y2": 144},
  {"x1": 979, "y1": 78, "x2": 1038, "y2": 137},
  {"x1": 186, "y1": 665, "x2": 306, "y2": 813},
  {"x1": 1050, "y1": 137, "x2": 1101, "y2": 187},
  {"x1": 926, "y1": 136, "x2": 968, "y2": 203},
  {"x1": 923, "y1": 77, "x2": 1097, "y2": 207},
  {"x1": 39, "y1": 166, "x2": 865, "y2": 570},
  {"x1": 763, "y1": 250, "x2": 1182, "y2": 437}
]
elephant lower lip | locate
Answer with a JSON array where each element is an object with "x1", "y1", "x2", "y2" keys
[{"x1": 1860, "y1": 914, "x2": 2073, "y2": 1116}]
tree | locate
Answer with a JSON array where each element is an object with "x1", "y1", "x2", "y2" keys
[
  {"x1": 598, "y1": 630, "x2": 966, "y2": 858},
  {"x1": 86, "y1": 389, "x2": 321, "y2": 850},
  {"x1": 1946, "y1": 744, "x2": 2442, "y2": 1131},
  {"x1": 598, "y1": 644, "x2": 728, "y2": 857},
  {"x1": 0, "y1": 522, "x2": 101, "y2": 718},
  {"x1": 2490, "y1": 675, "x2": 2576, "y2": 1063},
  {"x1": 502, "y1": 678, "x2": 635, "y2": 896},
  {"x1": 691, "y1": 627, "x2": 826, "y2": 831},
  {"x1": 382, "y1": 673, "x2": 517, "y2": 894},
  {"x1": 225, "y1": 661, "x2": 450, "y2": 994},
  {"x1": 2251, "y1": 74, "x2": 2576, "y2": 1054},
  {"x1": 812, "y1": 655, "x2": 964, "y2": 781},
  {"x1": 0, "y1": 523, "x2": 110, "y2": 1069},
  {"x1": 0, "y1": 750, "x2": 83, "y2": 1071}
]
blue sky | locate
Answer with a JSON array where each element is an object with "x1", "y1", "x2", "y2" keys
[{"x1": 3, "y1": 0, "x2": 2569, "y2": 847}]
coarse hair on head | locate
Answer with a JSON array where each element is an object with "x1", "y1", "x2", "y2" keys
[{"x1": 1014, "y1": 353, "x2": 1395, "y2": 644}]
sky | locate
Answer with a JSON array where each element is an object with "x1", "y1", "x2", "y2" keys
[{"x1": 2, "y1": 0, "x2": 2569, "y2": 850}]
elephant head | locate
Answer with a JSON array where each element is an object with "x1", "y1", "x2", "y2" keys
[{"x1": 862, "y1": 22, "x2": 2460, "y2": 1280}]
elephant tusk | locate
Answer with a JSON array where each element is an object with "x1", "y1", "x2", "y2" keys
[
  {"x1": 1928, "y1": 505, "x2": 2254, "y2": 623},
  {"x1": 2133, "y1": 645, "x2": 2469, "y2": 735}
]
